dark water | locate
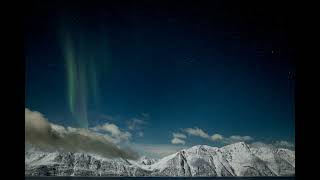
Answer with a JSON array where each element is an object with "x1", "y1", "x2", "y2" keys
[{"x1": 25, "y1": 177, "x2": 295, "y2": 180}]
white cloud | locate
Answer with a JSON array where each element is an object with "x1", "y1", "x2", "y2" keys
[
  {"x1": 183, "y1": 127, "x2": 210, "y2": 139},
  {"x1": 211, "y1": 134, "x2": 223, "y2": 141},
  {"x1": 25, "y1": 108, "x2": 138, "y2": 159},
  {"x1": 171, "y1": 132, "x2": 187, "y2": 145},
  {"x1": 173, "y1": 132, "x2": 187, "y2": 139},
  {"x1": 171, "y1": 137, "x2": 186, "y2": 145},
  {"x1": 174, "y1": 126, "x2": 258, "y2": 146},
  {"x1": 92, "y1": 123, "x2": 131, "y2": 143}
]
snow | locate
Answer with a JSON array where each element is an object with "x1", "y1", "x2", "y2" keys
[
  {"x1": 149, "y1": 152, "x2": 178, "y2": 170},
  {"x1": 25, "y1": 142, "x2": 295, "y2": 176}
]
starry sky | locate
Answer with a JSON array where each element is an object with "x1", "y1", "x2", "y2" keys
[{"x1": 25, "y1": 1, "x2": 295, "y2": 152}]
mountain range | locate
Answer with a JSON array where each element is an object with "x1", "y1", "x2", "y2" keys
[{"x1": 25, "y1": 142, "x2": 295, "y2": 176}]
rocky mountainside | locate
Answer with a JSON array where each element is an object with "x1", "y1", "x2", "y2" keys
[{"x1": 25, "y1": 142, "x2": 295, "y2": 176}]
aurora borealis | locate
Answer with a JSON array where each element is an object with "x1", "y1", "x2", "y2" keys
[
  {"x1": 63, "y1": 34, "x2": 76, "y2": 115},
  {"x1": 63, "y1": 34, "x2": 89, "y2": 128},
  {"x1": 60, "y1": 27, "x2": 103, "y2": 128},
  {"x1": 25, "y1": 0, "x2": 295, "y2": 150}
]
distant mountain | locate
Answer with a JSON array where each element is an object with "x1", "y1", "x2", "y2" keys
[
  {"x1": 25, "y1": 142, "x2": 294, "y2": 176},
  {"x1": 137, "y1": 156, "x2": 158, "y2": 166}
]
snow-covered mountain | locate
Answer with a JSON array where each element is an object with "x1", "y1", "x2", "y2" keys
[
  {"x1": 137, "y1": 156, "x2": 158, "y2": 166},
  {"x1": 25, "y1": 149, "x2": 151, "y2": 176},
  {"x1": 25, "y1": 142, "x2": 295, "y2": 176}
]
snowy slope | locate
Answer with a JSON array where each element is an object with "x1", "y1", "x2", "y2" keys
[
  {"x1": 25, "y1": 150, "x2": 152, "y2": 176},
  {"x1": 25, "y1": 142, "x2": 295, "y2": 176}
]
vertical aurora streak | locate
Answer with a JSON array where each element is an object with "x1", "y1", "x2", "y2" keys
[
  {"x1": 60, "y1": 24, "x2": 96, "y2": 129},
  {"x1": 58, "y1": 13, "x2": 113, "y2": 128},
  {"x1": 64, "y1": 35, "x2": 76, "y2": 115}
]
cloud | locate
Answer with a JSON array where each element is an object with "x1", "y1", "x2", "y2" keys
[
  {"x1": 127, "y1": 118, "x2": 146, "y2": 131},
  {"x1": 25, "y1": 108, "x2": 52, "y2": 140},
  {"x1": 211, "y1": 134, "x2": 223, "y2": 141},
  {"x1": 183, "y1": 127, "x2": 210, "y2": 139},
  {"x1": 25, "y1": 108, "x2": 138, "y2": 160},
  {"x1": 174, "y1": 127, "x2": 256, "y2": 145},
  {"x1": 138, "y1": 132, "x2": 144, "y2": 137},
  {"x1": 274, "y1": 140, "x2": 295, "y2": 149},
  {"x1": 229, "y1": 135, "x2": 254, "y2": 141},
  {"x1": 182, "y1": 127, "x2": 223, "y2": 141},
  {"x1": 173, "y1": 133, "x2": 187, "y2": 139},
  {"x1": 171, "y1": 132, "x2": 187, "y2": 145},
  {"x1": 222, "y1": 135, "x2": 254, "y2": 144},
  {"x1": 171, "y1": 137, "x2": 186, "y2": 145},
  {"x1": 92, "y1": 123, "x2": 131, "y2": 143}
]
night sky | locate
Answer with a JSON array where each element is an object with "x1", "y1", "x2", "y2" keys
[{"x1": 25, "y1": 1, "x2": 295, "y2": 152}]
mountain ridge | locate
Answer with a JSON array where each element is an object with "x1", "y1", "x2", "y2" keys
[{"x1": 25, "y1": 142, "x2": 295, "y2": 176}]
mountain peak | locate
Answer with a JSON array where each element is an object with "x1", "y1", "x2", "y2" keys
[
  {"x1": 138, "y1": 155, "x2": 157, "y2": 165},
  {"x1": 188, "y1": 144, "x2": 212, "y2": 151},
  {"x1": 223, "y1": 141, "x2": 249, "y2": 149},
  {"x1": 231, "y1": 141, "x2": 246, "y2": 146}
]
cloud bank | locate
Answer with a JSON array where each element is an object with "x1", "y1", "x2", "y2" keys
[
  {"x1": 175, "y1": 127, "x2": 253, "y2": 145},
  {"x1": 25, "y1": 108, "x2": 139, "y2": 160},
  {"x1": 183, "y1": 127, "x2": 210, "y2": 139},
  {"x1": 172, "y1": 127, "x2": 294, "y2": 150},
  {"x1": 92, "y1": 123, "x2": 131, "y2": 143}
]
